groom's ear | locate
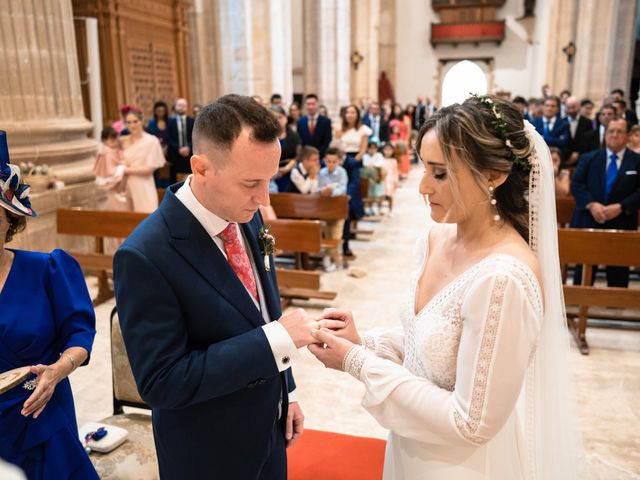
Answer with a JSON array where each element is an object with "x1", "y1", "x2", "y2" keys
[{"x1": 191, "y1": 154, "x2": 210, "y2": 178}]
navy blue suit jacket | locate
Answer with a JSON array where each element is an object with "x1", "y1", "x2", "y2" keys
[
  {"x1": 297, "y1": 115, "x2": 332, "y2": 157},
  {"x1": 167, "y1": 115, "x2": 194, "y2": 173},
  {"x1": 532, "y1": 115, "x2": 570, "y2": 148},
  {"x1": 570, "y1": 148, "x2": 640, "y2": 230},
  {"x1": 113, "y1": 184, "x2": 294, "y2": 479}
]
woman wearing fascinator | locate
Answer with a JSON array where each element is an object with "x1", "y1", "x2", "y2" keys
[
  {"x1": 309, "y1": 96, "x2": 582, "y2": 479},
  {"x1": 0, "y1": 131, "x2": 98, "y2": 479}
]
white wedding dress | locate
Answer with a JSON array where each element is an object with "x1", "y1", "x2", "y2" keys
[
  {"x1": 343, "y1": 121, "x2": 581, "y2": 480},
  {"x1": 353, "y1": 227, "x2": 541, "y2": 479}
]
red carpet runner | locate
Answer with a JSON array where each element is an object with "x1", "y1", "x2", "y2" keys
[{"x1": 287, "y1": 429, "x2": 386, "y2": 480}]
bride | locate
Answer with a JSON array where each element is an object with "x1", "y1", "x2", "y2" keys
[{"x1": 309, "y1": 95, "x2": 581, "y2": 479}]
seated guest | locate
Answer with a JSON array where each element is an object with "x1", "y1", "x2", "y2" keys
[
  {"x1": 270, "y1": 106, "x2": 300, "y2": 192},
  {"x1": 289, "y1": 146, "x2": 320, "y2": 194},
  {"x1": 628, "y1": 125, "x2": 640, "y2": 153},
  {"x1": 550, "y1": 147, "x2": 570, "y2": 197},
  {"x1": 562, "y1": 96, "x2": 593, "y2": 166},
  {"x1": 570, "y1": 118, "x2": 640, "y2": 287},
  {"x1": 611, "y1": 88, "x2": 639, "y2": 125},
  {"x1": 0, "y1": 131, "x2": 98, "y2": 479},
  {"x1": 318, "y1": 147, "x2": 348, "y2": 271},
  {"x1": 532, "y1": 96, "x2": 570, "y2": 149},
  {"x1": 580, "y1": 104, "x2": 617, "y2": 152}
]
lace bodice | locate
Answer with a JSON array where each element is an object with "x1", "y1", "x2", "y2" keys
[{"x1": 344, "y1": 229, "x2": 544, "y2": 448}]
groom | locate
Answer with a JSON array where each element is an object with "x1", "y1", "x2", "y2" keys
[{"x1": 113, "y1": 95, "x2": 318, "y2": 479}]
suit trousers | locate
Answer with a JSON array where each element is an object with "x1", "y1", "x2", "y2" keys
[
  {"x1": 572, "y1": 265, "x2": 630, "y2": 288},
  {"x1": 259, "y1": 419, "x2": 287, "y2": 480}
]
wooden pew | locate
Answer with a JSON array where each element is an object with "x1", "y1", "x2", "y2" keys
[
  {"x1": 270, "y1": 192, "x2": 348, "y2": 222},
  {"x1": 556, "y1": 196, "x2": 575, "y2": 227},
  {"x1": 57, "y1": 208, "x2": 337, "y2": 307},
  {"x1": 558, "y1": 228, "x2": 640, "y2": 355},
  {"x1": 57, "y1": 209, "x2": 148, "y2": 305}
]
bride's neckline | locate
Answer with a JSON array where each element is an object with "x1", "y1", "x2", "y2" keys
[{"x1": 412, "y1": 228, "x2": 541, "y2": 317}]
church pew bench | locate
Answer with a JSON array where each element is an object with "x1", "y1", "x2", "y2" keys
[
  {"x1": 557, "y1": 228, "x2": 640, "y2": 355},
  {"x1": 56, "y1": 208, "x2": 148, "y2": 305}
]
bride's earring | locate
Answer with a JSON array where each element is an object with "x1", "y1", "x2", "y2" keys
[{"x1": 488, "y1": 183, "x2": 501, "y2": 222}]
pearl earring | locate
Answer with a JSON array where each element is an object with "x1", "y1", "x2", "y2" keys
[{"x1": 489, "y1": 184, "x2": 501, "y2": 222}]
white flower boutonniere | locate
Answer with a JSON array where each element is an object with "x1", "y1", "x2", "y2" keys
[{"x1": 258, "y1": 224, "x2": 276, "y2": 272}]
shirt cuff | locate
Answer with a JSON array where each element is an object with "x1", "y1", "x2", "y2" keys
[
  {"x1": 262, "y1": 321, "x2": 298, "y2": 372},
  {"x1": 288, "y1": 389, "x2": 298, "y2": 403}
]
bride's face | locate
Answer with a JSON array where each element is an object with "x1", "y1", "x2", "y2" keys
[{"x1": 418, "y1": 129, "x2": 488, "y2": 224}]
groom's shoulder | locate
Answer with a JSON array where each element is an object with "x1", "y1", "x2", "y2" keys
[{"x1": 121, "y1": 206, "x2": 172, "y2": 255}]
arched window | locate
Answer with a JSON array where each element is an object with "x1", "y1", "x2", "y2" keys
[{"x1": 441, "y1": 60, "x2": 487, "y2": 107}]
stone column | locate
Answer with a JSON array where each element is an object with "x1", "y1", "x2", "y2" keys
[
  {"x1": 350, "y1": 0, "x2": 380, "y2": 103},
  {"x1": 0, "y1": 0, "x2": 99, "y2": 251},
  {"x1": 303, "y1": 0, "x2": 350, "y2": 117},
  {"x1": 378, "y1": 0, "x2": 396, "y2": 98},
  {"x1": 189, "y1": 0, "x2": 223, "y2": 104},
  {"x1": 571, "y1": 0, "x2": 637, "y2": 103},
  {"x1": 544, "y1": 0, "x2": 578, "y2": 93}
]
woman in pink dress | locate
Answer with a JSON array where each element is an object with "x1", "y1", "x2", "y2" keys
[
  {"x1": 390, "y1": 104, "x2": 411, "y2": 178},
  {"x1": 121, "y1": 107, "x2": 166, "y2": 212}
]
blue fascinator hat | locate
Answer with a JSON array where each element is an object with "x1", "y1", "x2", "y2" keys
[{"x1": 0, "y1": 131, "x2": 36, "y2": 217}]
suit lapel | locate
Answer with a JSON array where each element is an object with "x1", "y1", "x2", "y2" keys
[
  {"x1": 161, "y1": 190, "x2": 265, "y2": 329},
  {"x1": 241, "y1": 219, "x2": 281, "y2": 320},
  {"x1": 594, "y1": 150, "x2": 606, "y2": 198}
]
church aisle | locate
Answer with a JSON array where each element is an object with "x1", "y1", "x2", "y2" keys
[{"x1": 70, "y1": 165, "x2": 640, "y2": 478}]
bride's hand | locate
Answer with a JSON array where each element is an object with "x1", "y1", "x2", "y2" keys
[
  {"x1": 317, "y1": 308, "x2": 361, "y2": 345},
  {"x1": 308, "y1": 328, "x2": 354, "y2": 371}
]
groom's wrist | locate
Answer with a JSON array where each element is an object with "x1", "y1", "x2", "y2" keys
[{"x1": 262, "y1": 322, "x2": 298, "y2": 372}]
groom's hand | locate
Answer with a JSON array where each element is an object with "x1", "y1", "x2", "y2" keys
[
  {"x1": 279, "y1": 309, "x2": 320, "y2": 348},
  {"x1": 317, "y1": 308, "x2": 361, "y2": 345},
  {"x1": 286, "y1": 402, "x2": 304, "y2": 447}
]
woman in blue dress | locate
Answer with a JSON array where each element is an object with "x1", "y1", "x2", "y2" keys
[{"x1": 0, "y1": 131, "x2": 98, "y2": 479}]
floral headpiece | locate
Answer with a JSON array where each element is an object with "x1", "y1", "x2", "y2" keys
[
  {"x1": 471, "y1": 94, "x2": 532, "y2": 173},
  {"x1": 0, "y1": 131, "x2": 36, "y2": 217}
]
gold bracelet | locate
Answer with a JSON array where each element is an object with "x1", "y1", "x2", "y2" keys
[{"x1": 64, "y1": 353, "x2": 77, "y2": 370}]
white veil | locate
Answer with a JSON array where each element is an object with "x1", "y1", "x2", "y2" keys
[{"x1": 521, "y1": 121, "x2": 583, "y2": 479}]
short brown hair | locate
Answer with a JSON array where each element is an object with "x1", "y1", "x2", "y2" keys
[
  {"x1": 193, "y1": 94, "x2": 281, "y2": 162},
  {"x1": 299, "y1": 146, "x2": 319, "y2": 162},
  {"x1": 4, "y1": 209, "x2": 26, "y2": 243}
]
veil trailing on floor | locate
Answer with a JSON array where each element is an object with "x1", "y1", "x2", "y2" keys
[{"x1": 521, "y1": 120, "x2": 583, "y2": 479}]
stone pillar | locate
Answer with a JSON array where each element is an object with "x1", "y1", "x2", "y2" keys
[
  {"x1": 302, "y1": 0, "x2": 351, "y2": 117},
  {"x1": 378, "y1": 0, "x2": 396, "y2": 98},
  {"x1": 544, "y1": 0, "x2": 578, "y2": 93},
  {"x1": 350, "y1": 0, "x2": 380, "y2": 103},
  {"x1": 0, "y1": 0, "x2": 100, "y2": 251},
  {"x1": 571, "y1": 0, "x2": 637, "y2": 103},
  {"x1": 191, "y1": 0, "x2": 293, "y2": 103}
]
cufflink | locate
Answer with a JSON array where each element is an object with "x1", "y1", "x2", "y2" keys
[{"x1": 281, "y1": 356, "x2": 290, "y2": 365}]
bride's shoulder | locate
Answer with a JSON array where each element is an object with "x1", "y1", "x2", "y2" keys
[{"x1": 483, "y1": 240, "x2": 542, "y2": 295}]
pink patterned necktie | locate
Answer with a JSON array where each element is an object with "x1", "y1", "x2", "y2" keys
[{"x1": 218, "y1": 223, "x2": 259, "y2": 302}]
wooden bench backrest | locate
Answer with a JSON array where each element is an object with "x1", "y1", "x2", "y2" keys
[
  {"x1": 57, "y1": 209, "x2": 148, "y2": 238},
  {"x1": 555, "y1": 196, "x2": 575, "y2": 226},
  {"x1": 557, "y1": 228, "x2": 640, "y2": 267},
  {"x1": 269, "y1": 193, "x2": 348, "y2": 221},
  {"x1": 268, "y1": 219, "x2": 323, "y2": 254}
]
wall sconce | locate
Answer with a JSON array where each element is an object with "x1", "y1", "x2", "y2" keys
[
  {"x1": 351, "y1": 50, "x2": 364, "y2": 70},
  {"x1": 562, "y1": 41, "x2": 576, "y2": 63}
]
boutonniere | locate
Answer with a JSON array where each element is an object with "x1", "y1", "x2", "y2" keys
[{"x1": 258, "y1": 224, "x2": 276, "y2": 272}]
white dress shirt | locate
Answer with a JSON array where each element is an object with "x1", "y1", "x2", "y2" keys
[
  {"x1": 175, "y1": 176, "x2": 298, "y2": 400},
  {"x1": 290, "y1": 163, "x2": 318, "y2": 194}
]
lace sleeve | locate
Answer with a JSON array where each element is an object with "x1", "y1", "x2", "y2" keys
[
  {"x1": 355, "y1": 269, "x2": 541, "y2": 447},
  {"x1": 360, "y1": 326, "x2": 405, "y2": 364}
]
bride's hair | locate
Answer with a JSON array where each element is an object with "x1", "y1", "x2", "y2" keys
[{"x1": 416, "y1": 95, "x2": 534, "y2": 241}]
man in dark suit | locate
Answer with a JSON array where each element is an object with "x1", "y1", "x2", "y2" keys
[
  {"x1": 114, "y1": 95, "x2": 316, "y2": 479},
  {"x1": 413, "y1": 97, "x2": 427, "y2": 130},
  {"x1": 297, "y1": 93, "x2": 332, "y2": 159},
  {"x1": 611, "y1": 88, "x2": 639, "y2": 126},
  {"x1": 562, "y1": 96, "x2": 593, "y2": 166},
  {"x1": 167, "y1": 98, "x2": 195, "y2": 182},
  {"x1": 532, "y1": 96, "x2": 570, "y2": 150},
  {"x1": 580, "y1": 104, "x2": 616, "y2": 152},
  {"x1": 570, "y1": 118, "x2": 640, "y2": 287},
  {"x1": 363, "y1": 102, "x2": 390, "y2": 144}
]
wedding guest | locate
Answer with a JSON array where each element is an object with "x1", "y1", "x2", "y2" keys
[
  {"x1": 337, "y1": 104, "x2": 372, "y2": 257},
  {"x1": 288, "y1": 102, "x2": 301, "y2": 132},
  {"x1": 550, "y1": 147, "x2": 570, "y2": 196},
  {"x1": 0, "y1": 131, "x2": 98, "y2": 480},
  {"x1": 271, "y1": 106, "x2": 301, "y2": 192},
  {"x1": 121, "y1": 107, "x2": 166, "y2": 212},
  {"x1": 297, "y1": 94, "x2": 332, "y2": 160},
  {"x1": 628, "y1": 125, "x2": 640, "y2": 153},
  {"x1": 145, "y1": 100, "x2": 170, "y2": 155},
  {"x1": 318, "y1": 104, "x2": 328, "y2": 117},
  {"x1": 93, "y1": 127, "x2": 127, "y2": 210},
  {"x1": 580, "y1": 99, "x2": 595, "y2": 122},
  {"x1": 112, "y1": 104, "x2": 132, "y2": 136},
  {"x1": 381, "y1": 142, "x2": 399, "y2": 205},
  {"x1": 167, "y1": 98, "x2": 195, "y2": 182},
  {"x1": 192, "y1": 103, "x2": 203, "y2": 117},
  {"x1": 318, "y1": 147, "x2": 348, "y2": 271},
  {"x1": 289, "y1": 146, "x2": 320, "y2": 194}
]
